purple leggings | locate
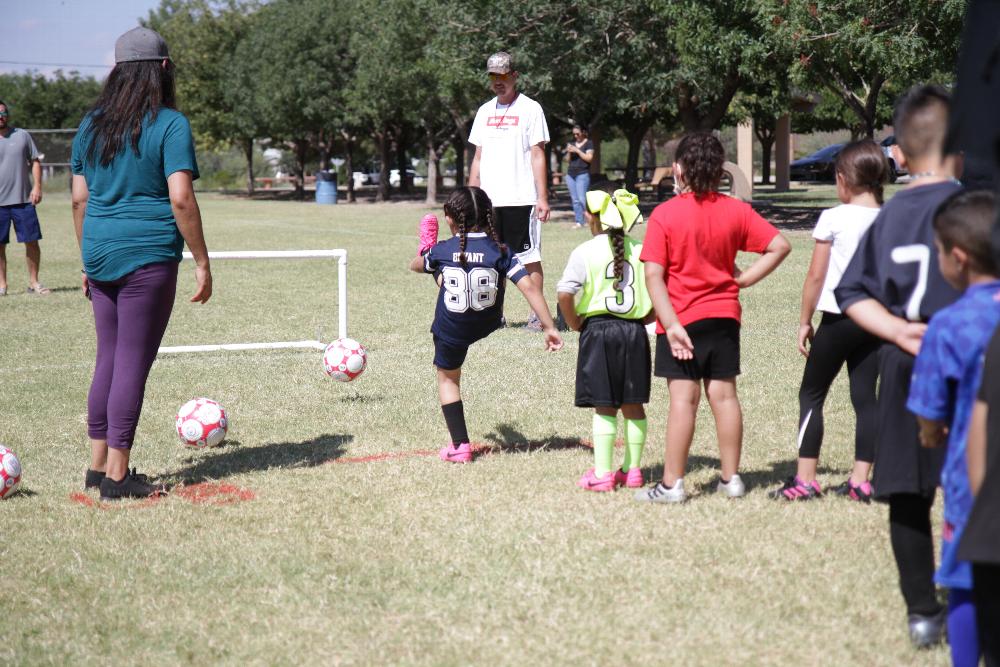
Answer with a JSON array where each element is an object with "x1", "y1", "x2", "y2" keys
[{"x1": 87, "y1": 261, "x2": 178, "y2": 450}]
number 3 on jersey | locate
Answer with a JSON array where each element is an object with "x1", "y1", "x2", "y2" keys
[
  {"x1": 442, "y1": 266, "x2": 499, "y2": 313},
  {"x1": 605, "y1": 262, "x2": 635, "y2": 314}
]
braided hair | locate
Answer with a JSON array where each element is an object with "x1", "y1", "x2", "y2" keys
[
  {"x1": 443, "y1": 186, "x2": 504, "y2": 266},
  {"x1": 588, "y1": 180, "x2": 628, "y2": 292}
]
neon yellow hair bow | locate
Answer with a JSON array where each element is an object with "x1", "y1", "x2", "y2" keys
[{"x1": 585, "y1": 188, "x2": 642, "y2": 233}]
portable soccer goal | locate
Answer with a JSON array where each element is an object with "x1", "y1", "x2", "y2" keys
[{"x1": 157, "y1": 249, "x2": 347, "y2": 355}]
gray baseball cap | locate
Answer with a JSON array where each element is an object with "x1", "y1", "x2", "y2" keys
[
  {"x1": 115, "y1": 27, "x2": 170, "y2": 63},
  {"x1": 486, "y1": 52, "x2": 514, "y2": 74}
]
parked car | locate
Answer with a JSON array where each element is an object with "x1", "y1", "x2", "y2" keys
[
  {"x1": 880, "y1": 135, "x2": 907, "y2": 182},
  {"x1": 790, "y1": 143, "x2": 844, "y2": 182}
]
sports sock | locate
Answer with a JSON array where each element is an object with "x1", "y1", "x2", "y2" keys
[
  {"x1": 441, "y1": 401, "x2": 468, "y2": 446},
  {"x1": 592, "y1": 414, "x2": 617, "y2": 476},
  {"x1": 620, "y1": 418, "x2": 647, "y2": 472},
  {"x1": 948, "y1": 588, "x2": 980, "y2": 667}
]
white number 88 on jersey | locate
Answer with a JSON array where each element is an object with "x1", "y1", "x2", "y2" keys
[{"x1": 442, "y1": 266, "x2": 499, "y2": 313}]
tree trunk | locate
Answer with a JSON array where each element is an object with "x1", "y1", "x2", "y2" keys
[
  {"x1": 590, "y1": 125, "x2": 602, "y2": 176},
  {"x1": 425, "y1": 127, "x2": 439, "y2": 206},
  {"x1": 376, "y1": 129, "x2": 391, "y2": 202},
  {"x1": 293, "y1": 138, "x2": 307, "y2": 199},
  {"x1": 760, "y1": 137, "x2": 773, "y2": 185},
  {"x1": 451, "y1": 133, "x2": 465, "y2": 188},
  {"x1": 624, "y1": 119, "x2": 653, "y2": 191},
  {"x1": 342, "y1": 132, "x2": 356, "y2": 203},
  {"x1": 394, "y1": 126, "x2": 410, "y2": 195},
  {"x1": 242, "y1": 137, "x2": 255, "y2": 196}
]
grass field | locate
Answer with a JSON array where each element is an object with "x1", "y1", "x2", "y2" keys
[{"x1": 1, "y1": 191, "x2": 948, "y2": 666}]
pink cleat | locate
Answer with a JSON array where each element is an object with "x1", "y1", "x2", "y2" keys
[
  {"x1": 439, "y1": 442, "x2": 472, "y2": 463},
  {"x1": 577, "y1": 467, "x2": 617, "y2": 492},
  {"x1": 614, "y1": 467, "x2": 644, "y2": 488},
  {"x1": 418, "y1": 213, "x2": 439, "y2": 255}
]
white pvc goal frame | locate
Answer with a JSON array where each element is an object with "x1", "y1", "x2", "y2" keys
[{"x1": 157, "y1": 249, "x2": 347, "y2": 355}]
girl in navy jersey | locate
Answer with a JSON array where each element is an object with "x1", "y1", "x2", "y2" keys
[
  {"x1": 770, "y1": 140, "x2": 887, "y2": 502},
  {"x1": 409, "y1": 187, "x2": 562, "y2": 462}
]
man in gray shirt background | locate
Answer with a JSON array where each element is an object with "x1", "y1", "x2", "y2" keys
[{"x1": 0, "y1": 100, "x2": 47, "y2": 296}]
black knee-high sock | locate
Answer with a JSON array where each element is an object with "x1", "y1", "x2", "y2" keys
[
  {"x1": 889, "y1": 493, "x2": 942, "y2": 616},
  {"x1": 441, "y1": 401, "x2": 469, "y2": 446}
]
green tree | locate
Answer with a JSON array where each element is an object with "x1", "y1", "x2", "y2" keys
[
  {"x1": 764, "y1": 0, "x2": 964, "y2": 138},
  {"x1": 0, "y1": 71, "x2": 101, "y2": 128}
]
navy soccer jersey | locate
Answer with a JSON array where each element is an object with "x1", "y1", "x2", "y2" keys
[
  {"x1": 423, "y1": 232, "x2": 528, "y2": 346},
  {"x1": 907, "y1": 280, "x2": 1000, "y2": 588},
  {"x1": 835, "y1": 181, "x2": 963, "y2": 321}
]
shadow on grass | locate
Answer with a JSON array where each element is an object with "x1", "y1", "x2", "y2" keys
[
  {"x1": 483, "y1": 424, "x2": 591, "y2": 454},
  {"x1": 6, "y1": 488, "x2": 39, "y2": 499},
  {"x1": 165, "y1": 433, "x2": 352, "y2": 484},
  {"x1": 752, "y1": 205, "x2": 821, "y2": 231}
]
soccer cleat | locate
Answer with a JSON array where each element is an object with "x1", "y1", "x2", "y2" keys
[
  {"x1": 99, "y1": 468, "x2": 168, "y2": 501},
  {"x1": 84, "y1": 468, "x2": 106, "y2": 490},
  {"x1": 614, "y1": 467, "x2": 644, "y2": 488},
  {"x1": 832, "y1": 478, "x2": 874, "y2": 503},
  {"x1": 908, "y1": 608, "x2": 946, "y2": 648},
  {"x1": 439, "y1": 442, "x2": 472, "y2": 463},
  {"x1": 716, "y1": 473, "x2": 746, "y2": 498},
  {"x1": 769, "y1": 476, "x2": 822, "y2": 501},
  {"x1": 418, "y1": 213, "x2": 439, "y2": 255},
  {"x1": 634, "y1": 478, "x2": 686, "y2": 503},
  {"x1": 577, "y1": 467, "x2": 617, "y2": 492},
  {"x1": 524, "y1": 312, "x2": 544, "y2": 331}
]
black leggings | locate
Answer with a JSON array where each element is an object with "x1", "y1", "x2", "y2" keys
[
  {"x1": 890, "y1": 493, "x2": 942, "y2": 616},
  {"x1": 972, "y1": 563, "x2": 1000, "y2": 667},
  {"x1": 797, "y1": 312, "x2": 879, "y2": 462}
]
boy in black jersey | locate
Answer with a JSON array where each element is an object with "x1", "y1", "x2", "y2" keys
[{"x1": 835, "y1": 85, "x2": 963, "y2": 647}]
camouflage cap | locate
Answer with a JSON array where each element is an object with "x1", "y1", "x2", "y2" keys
[{"x1": 486, "y1": 52, "x2": 514, "y2": 74}]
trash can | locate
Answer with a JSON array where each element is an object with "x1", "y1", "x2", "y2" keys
[{"x1": 316, "y1": 170, "x2": 338, "y2": 205}]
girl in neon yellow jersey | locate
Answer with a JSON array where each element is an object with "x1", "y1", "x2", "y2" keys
[{"x1": 556, "y1": 185, "x2": 654, "y2": 491}]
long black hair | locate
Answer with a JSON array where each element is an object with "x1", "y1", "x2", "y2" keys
[
  {"x1": 443, "y1": 186, "x2": 504, "y2": 265},
  {"x1": 84, "y1": 59, "x2": 176, "y2": 166}
]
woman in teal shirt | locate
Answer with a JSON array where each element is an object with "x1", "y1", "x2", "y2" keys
[{"x1": 70, "y1": 27, "x2": 212, "y2": 501}]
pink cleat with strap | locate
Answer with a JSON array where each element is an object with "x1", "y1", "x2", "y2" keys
[{"x1": 418, "y1": 213, "x2": 439, "y2": 255}]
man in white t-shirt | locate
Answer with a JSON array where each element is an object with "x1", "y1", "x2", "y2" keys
[{"x1": 468, "y1": 51, "x2": 550, "y2": 329}]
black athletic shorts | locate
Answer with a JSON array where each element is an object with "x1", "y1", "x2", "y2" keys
[
  {"x1": 870, "y1": 343, "x2": 945, "y2": 500},
  {"x1": 654, "y1": 318, "x2": 740, "y2": 380},
  {"x1": 493, "y1": 205, "x2": 540, "y2": 264},
  {"x1": 575, "y1": 315, "x2": 651, "y2": 407},
  {"x1": 433, "y1": 336, "x2": 470, "y2": 371}
]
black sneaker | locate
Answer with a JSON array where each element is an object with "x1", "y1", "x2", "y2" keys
[
  {"x1": 99, "y1": 468, "x2": 168, "y2": 501},
  {"x1": 831, "y1": 478, "x2": 874, "y2": 503},
  {"x1": 908, "y1": 608, "x2": 946, "y2": 648},
  {"x1": 84, "y1": 468, "x2": 106, "y2": 489}
]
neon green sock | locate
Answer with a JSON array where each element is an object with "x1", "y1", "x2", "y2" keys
[
  {"x1": 620, "y1": 418, "x2": 647, "y2": 472},
  {"x1": 592, "y1": 414, "x2": 617, "y2": 476}
]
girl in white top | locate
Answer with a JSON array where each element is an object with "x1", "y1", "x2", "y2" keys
[{"x1": 771, "y1": 140, "x2": 890, "y2": 502}]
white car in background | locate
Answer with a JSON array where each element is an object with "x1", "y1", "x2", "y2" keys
[{"x1": 881, "y1": 135, "x2": 907, "y2": 182}]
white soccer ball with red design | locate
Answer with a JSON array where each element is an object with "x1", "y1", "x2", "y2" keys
[
  {"x1": 175, "y1": 398, "x2": 228, "y2": 448},
  {"x1": 323, "y1": 337, "x2": 368, "y2": 382},
  {"x1": 0, "y1": 445, "x2": 22, "y2": 500}
]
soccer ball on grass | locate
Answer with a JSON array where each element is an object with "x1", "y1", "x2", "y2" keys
[
  {"x1": 0, "y1": 445, "x2": 22, "y2": 499},
  {"x1": 175, "y1": 398, "x2": 229, "y2": 448},
  {"x1": 323, "y1": 338, "x2": 368, "y2": 382}
]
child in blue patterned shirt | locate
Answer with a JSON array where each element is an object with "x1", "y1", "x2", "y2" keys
[{"x1": 907, "y1": 190, "x2": 1000, "y2": 667}]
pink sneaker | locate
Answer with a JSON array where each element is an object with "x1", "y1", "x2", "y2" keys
[
  {"x1": 577, "y1": 467, "x2": 617, "y2": 492},
  {"x1": 418, "y1": 214, "x2": 439, "y2": 255},
  {"x1": 439, "y1": 442, "x2": 472, "y2": 463},
  {"x1": 614, "y1": 467, "x2": 644, "y2": 488}
]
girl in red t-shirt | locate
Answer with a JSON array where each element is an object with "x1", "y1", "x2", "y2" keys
[{"x1": 635, "y1": 132, "x2": 790, "y2": 503}]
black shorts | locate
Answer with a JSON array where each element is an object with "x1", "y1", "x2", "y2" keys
[
  {"x1": 575, "y1": 315, "x2": 651, "y2": 407},
  {"x1": 493, "y1": 205, "x2": 540, "y2": 264},
  {"x1": 433, "y1": 336, "x2": 470, "y2": 370},
  {"x1": 870, "y1": 344, "x2": 945, "y2": 500},
  {"x1": 654, "y1": 318, "x2": 740, "y2": 380}
]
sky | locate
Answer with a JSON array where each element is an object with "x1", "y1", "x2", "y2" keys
[{"x1": 0, "y1": 0, "x2": 163, "y2": 77}]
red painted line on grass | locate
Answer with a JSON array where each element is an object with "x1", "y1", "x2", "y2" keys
[{"x1": 70, "y1": 482, "x2": 254, "y2": 510}]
